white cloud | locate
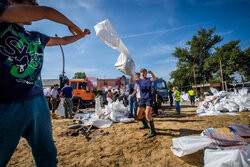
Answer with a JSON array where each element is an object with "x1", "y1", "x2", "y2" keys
[
  {"x1": 185, "y1": 0, "x2": 249, "y2": 6},
  {"x1": 145, "y1": 44, "x2": 175, "y2": 56},
  {"x1": 152, "y1": 65, "x2": 177, "y2": 81},
  {"x1": 121, "y1": 22, "x2": 207, "y2": 39},
  {"x1": 154, "y1": 57, "x2": 178, "y2": 64},
  {"x1": 145, "y1": 40, "x2": 186, "y2": 56},
  {"x1": 220, "y1": 30, "x2": 233, "y2": 36}
]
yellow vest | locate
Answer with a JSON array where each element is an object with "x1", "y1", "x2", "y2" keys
[
  {"x1": 174, "y1": 90, "x2": 180, "y2": 101},
  {"x1": 188, "y1": 90, "x2": 194, "y2": 96}
]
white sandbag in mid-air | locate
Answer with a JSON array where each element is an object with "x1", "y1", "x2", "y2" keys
[{"x1": 94, "y1": 19, "x2": 135, "y2": 77}]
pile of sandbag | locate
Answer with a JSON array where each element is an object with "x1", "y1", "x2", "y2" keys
[
  {"x1": 180, "y1": 93, "x2": 200, "y2": 102},
  {"x1": 74, "y1": 98, "x2": 134, "y2": 129},
  {"x1": 171, "y1": 123, "x2": 250, "y2": 167},
  {"x1": 180, "y1": 93, "x2": 190, "y2": 102},
  {"x1": 196, "y1": 88, "x2": 250, "y2": 116}
]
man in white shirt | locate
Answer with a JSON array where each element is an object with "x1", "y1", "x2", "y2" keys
[
  {"x1": 50, "y1": 84, "x2": 59, "y2": 119},
  {"x1": 129, "y1": 73, "x2": 141, "y2": 114},
  {"x1": 134, "y1": 73, "x2": 141, "y2": 104}
]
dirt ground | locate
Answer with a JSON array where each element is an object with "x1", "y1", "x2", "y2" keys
[{"x1": 7, "y1": 102, "x2": 250, "y2": 167}]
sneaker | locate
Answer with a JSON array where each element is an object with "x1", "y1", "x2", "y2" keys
[{"x1": 148, "y1": 130, "x2": 156, "y2": 138}]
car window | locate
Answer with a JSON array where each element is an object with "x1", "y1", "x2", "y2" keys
[
  {"x1": 71, "y1": 82, "x2": 77, "y2": 89},
  {"x1": 78, "y1": 82, "x2": 87, "y2": 90},
  {"x1": 156, "y1": 82, "x2": 166, "y2": 89}
]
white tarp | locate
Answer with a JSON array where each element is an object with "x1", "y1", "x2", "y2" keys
[
  {"x1": 94, "y1": 19, "x2": 135, "y2": 77},
  {"x1": 196, "y1": 88, "x2": 250, "y2": 116},
  {"x1": 204, "y1": 145, "x2": 250, "y2": 167}
]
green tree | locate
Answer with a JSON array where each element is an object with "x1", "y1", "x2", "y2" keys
[
  {"x1": 205, "y1": 41, "x2": 250, "y2": 83},
  {"x1": 238, "y1": 47, "x2": 250, "y2": 82},
  {"x1": 167, "y1": 81, "x2": 174, "y2": 90},
  {"x1": 204, "y1": 40, "x2": 242, "y2": 82},
  {"x1": 171, "y1": 27, "x2": 222, "y2": 87},
  {"x1": 73, "y1": 72, "x2": 86, "y2": 79}
]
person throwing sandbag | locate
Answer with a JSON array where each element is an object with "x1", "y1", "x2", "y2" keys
[
  {"x1": 0, "y1": 0, "x2": 90, "y2": 166},
  {"x1": 131, "y1": 68, "x2": 156, "y2": 138}
]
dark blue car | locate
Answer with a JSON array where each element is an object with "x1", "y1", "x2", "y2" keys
[{"x1": 153, "y1": 78, "x2": 168, "y2": 107}]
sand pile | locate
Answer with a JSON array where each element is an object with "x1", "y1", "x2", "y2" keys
[{"x1": 7, "y1": 102, "x2": 250, "y2": 167}]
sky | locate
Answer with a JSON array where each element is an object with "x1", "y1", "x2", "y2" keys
[{"x1": 27, "y1": 0, "x2": 250, "y2": 81}]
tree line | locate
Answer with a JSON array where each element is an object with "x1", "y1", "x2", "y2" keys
[{"x1": 169, "y1": 27, "x2": 250, "y2": 89}]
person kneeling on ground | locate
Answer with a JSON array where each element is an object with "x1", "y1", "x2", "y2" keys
[
  {"x1": 131, "y1": 68, "x2": 157, "y2": 138},
  {"x1": 0, "y1": 0, "x2": 90, "y2": 166}
]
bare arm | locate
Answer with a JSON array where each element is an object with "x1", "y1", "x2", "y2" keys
[
  {"x1": 59, "y1": 92, "x2": 63, "y2": 97},
  {"x1": 129, "y1": 89, "x2": 137, "y2": 99},
  {"x1": 47, "y1": 29, "x2": 91, "y2": 46},
  {"x1": 0, "y1": 5, "x2": 83, "y2": 36},
  {"x1": 148, "y1": 71, "x2": 156, "y2": 81}
]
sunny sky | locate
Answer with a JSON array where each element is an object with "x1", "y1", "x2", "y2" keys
[{"x1": 27, "y1": 0, "x2": 250, "y2": 81}]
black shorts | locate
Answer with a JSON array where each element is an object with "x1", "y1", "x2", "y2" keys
[
  {"x1": 190, "y1": 96, "x2": 195, "y2": 102},
  {"x1": 139, "y1": 98, "x2": 153, "y2": 108}
]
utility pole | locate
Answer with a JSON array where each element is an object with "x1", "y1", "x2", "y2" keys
[
  {"x1": 55, "y1": 34, "x2": 65, "y2": 77},
  {"x1": 219, "y1": 57, "x2": 225, "y2": 91},
  {"x1": 55, "y1": 34, "x2": 67, "y2": 89},
  {"x1": 193, "y1": 54, "x2": 198, "y2": 97}
]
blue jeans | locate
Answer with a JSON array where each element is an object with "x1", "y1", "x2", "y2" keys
[
  {"x1": 175, "y1": 100, "x2": 180, "y2": 114},
  {"x1": 129, "y1": 95, "x2": 137, "y2": 117},
  {"x1": 0, "y1": 96, "x2": 58, "y2": 167}
]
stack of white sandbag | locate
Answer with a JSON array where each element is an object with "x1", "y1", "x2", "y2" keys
[
  {"x1": 171, "y1": 124, "x2": 250, "y2": 167},
  {"x1": 82, "y1": 98, "x2": 134, "y2": 128},
  {"x1": 181, "y1": 93, "x2": 190, "y2": 102},
  {"x1": 94, "y1": 19, "x2": 135, "y2": 77},
  {"x1": 196, "y1": 88, "x2": 250, "y2": 116},
  {"x1": 181, "y1": 93, "x2": 200, "y2": 102}
]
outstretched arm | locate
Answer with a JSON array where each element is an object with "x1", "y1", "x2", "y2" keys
[
  {"x1": 47, "y1": 29, "x2": 91, "y2": 46},
  {"x1": 148, "y1": 71, "x2": 156, "y2": 81},
  {"x1": 0, "y1": 5, "x2": 83, "y2": 36}
]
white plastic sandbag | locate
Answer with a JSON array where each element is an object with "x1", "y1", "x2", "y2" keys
[
  {"x1": 95, "y1": 98, "x2": 103, "y2": 117},
  {"x1": 114, "y1": 52, "x2": 135, "y2": 77},
  {"x1": 204, "y1": 145, "x2": 250, "y2": 167},
  {"x1": 210, "y1": 87, "x2": 219, "y2": 97},
  {"x1": 91, "y1": 119, "x2": 112, "y2": 129},
  {"x1": 171, "y1": 136, "x2": 212, "y2": 157},
  {"x1": 56, "y1": 99, "x2": 64, "y2": 116},
  {"x1": 120, "y1": 117, "x2": 135, "y2": 123},
  {"x1": 94, "y1": 19, "x2": 121, "y2": 51},
  {"x1": 85, "y1": 116, "x2": 113, "y2": 128},
  {"x1": 94, "y1": 19, "x2": 135, "y2": 77}
]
